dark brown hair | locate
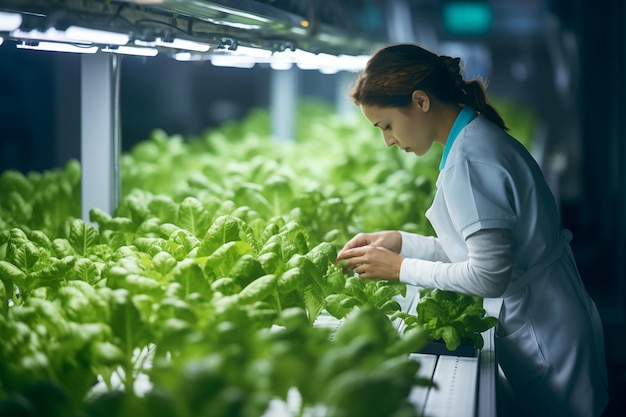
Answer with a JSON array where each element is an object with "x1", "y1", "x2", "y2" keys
[{"x1": 351, "y1": 43, "x2": 507, "y2": 130}]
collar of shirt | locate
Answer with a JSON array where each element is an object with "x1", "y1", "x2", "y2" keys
[{"x1": 438, "y1": 106, "x2": 478, "y2": 171}]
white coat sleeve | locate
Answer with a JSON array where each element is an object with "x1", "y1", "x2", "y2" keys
[
  {"x1": 399, "y1": 228, "x2": 512, "y2": 298},
  {"x1": 398, "y1": 231, "x2": 450, "y2": 262}
]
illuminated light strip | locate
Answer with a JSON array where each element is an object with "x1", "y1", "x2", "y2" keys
[
  {"x1": 65, "y1": 26, "x2": 130, "y2": 45},
  {"x1": 210, "y1": 54, "x2": 256, "y2": 68},
  {"x1": 16, "y1": 41, "x2": 98, "y2": 54},
  {"x1": 11, "y1": 28, "x2": 83, "y2": 43},
  {"x1": 102, "y1": 45, "x2": 158, "y2": 56},
  {"x1": 169, "y1": 38, "x2": 211, "y2": 52},
  {"x1": 12, "y1": 27, "x2": 129, "y2": 46},
  {"x1": 135, "y1": 37, "x2": 211, "y2": 52},
  {"x1": 336, "y1": 54, "x2": 370, "y2": 72},
  {"x1": 173, "y1": 52, "x2": 208, "y2": 61},
  {"x1": 207, "y1": 47, "x2": 369, "y2": 72},
  {"x1": 230, "y1": 45, "x2": 272, "y2": 58},
  {"x1": 0, "y1": 11, "x2": 22, "y2": 31}
]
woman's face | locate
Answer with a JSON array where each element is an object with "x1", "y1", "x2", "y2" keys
[{"x1": 360, "y1": 92, "x2": 435, "y2": 156}]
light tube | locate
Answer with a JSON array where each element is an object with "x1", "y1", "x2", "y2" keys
[
  {"x1": 12, "y1": 26, "x2": 129, "y2": 46},
  {"x1": 17, "y1": 41, "x2": 98, "y2": 54},
  {"x1": 206, "y1": 45, "x2": 274, "y2": 66},
  {"x1": 167, "y1": 38, "x2": 211, "y2": 52},
  {"x1": 135, "y1": 38, "x2": 211, "y2": 52},
  {"x1": 231, "y1": 45, "x2": 272, "y2": 58},
  {"x1": 0, "y1": 37, "x2": 3, "y2": 46},
  {"x1": 173, "y1": 52, "x2": 211, "y2": 61},
  {"x1": 266, "y1": 49, "x2": 369, "y2": 72},
  {"x1": 210, "y1": 54, "x2": 256, "y2": 68},
  {"x1": 336, "y1": 54, "x2": 370, "y2": 72},
  {"x1": 273, "y1": 48, "x2": 317, "y2": 69},
  {"x1": 65, "y1": 26, "x2": 130, "y2": 45},
  {"x1": 299, "y1": 52, "x2": 338, "y2": 70},
  {"x1": 102, "y1": 45, "x2": 158, "y2": 56},
  {"x1": 0, "y1": 11, "x2": 22, "y2": 31},
  {"x1": 11, "y1": 28, "x2": 79, "y2": 43}
]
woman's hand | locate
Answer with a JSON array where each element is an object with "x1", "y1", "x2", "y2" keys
[
  {"x1": 336, "y1": 230, "x2": 404, "y2": 280},
  {"x1": 335, "y1": 245, "x2": 403, "y2": 280},
  {"x1": 336, "y1": 231, "x2": 403, "y2": 256}
]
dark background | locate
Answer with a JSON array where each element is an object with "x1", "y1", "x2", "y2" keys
[{"x1": 0, "y1": 0, "x2": 624, "y2": 415}]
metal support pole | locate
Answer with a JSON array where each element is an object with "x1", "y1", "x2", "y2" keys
[
  {"x1": 270, "y1": 66, "x2": 298, "y2": 142},
  {"x1": 336, "y1": 71, "x2": 357, "y2": 117},
  {"x1": 80, "y1": 52, "x2": 121, "y2": 221}
]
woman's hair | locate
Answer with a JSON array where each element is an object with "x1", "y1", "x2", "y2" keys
[{"x1": 350, "y1": 43, "x2": 507, "y2": 130}]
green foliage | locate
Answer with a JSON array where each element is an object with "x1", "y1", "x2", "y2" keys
[
  {"x1": 0, "y1": 160, "x2": 81, "y2": 238},
  {"x1": 411, "y1": 288, "x2": 498, "y2": 351},
  {"x1": 0, "y1": 99, "x2": 512, "y2": 415}
]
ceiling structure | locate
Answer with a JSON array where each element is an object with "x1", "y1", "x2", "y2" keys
[{"x1": 0, "y1": 0, "x2": 388, "y2": 59}]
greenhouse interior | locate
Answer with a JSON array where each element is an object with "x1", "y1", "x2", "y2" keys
[{"x1": 0, "y1": 1, "x2": 625, "y2": 416}]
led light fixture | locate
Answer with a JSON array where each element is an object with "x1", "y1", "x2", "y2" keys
[
  {"x1": 173, "y1": 52, "x2": 211, "y2": 61},
  {"x1": 135, "y1": 37, "x2": 211, "y2": 52},
  {"x1": 203, "y1": 45, "x2": 273, "y2": 66},
  {"x1": 17, "y1": 41, "x2": 98, "y2": 54},
  {"x1": 102, "y1": 45, "x2": 158, "y2": 56},
  {"x1": 12, "y1": 26, "x2": 129, "y2": 46},
  {"x1": 65, "y1": 26, "x2": 130, "y2": 45},
  {"x1": 167, "y1": 38, "x2": 211, "y2": 52},
  {"x1": 210, "y1": 54, "x2": 256, "y2": 68},
  {"x1": 11, "y1": 28, "x2": 77, "y2": 43},
  {"x1": 0, "y1": 11, "x2": 22, "y2": 31},
  {"x1": 231, "y1": 45, "x2": 272, "y2": 58},
  {"x1": 273, "y1": 48, "x2": 317, "y2": 69},
  {"x1": 336, "y1": 54, "x2": 370, "y2": 72}
]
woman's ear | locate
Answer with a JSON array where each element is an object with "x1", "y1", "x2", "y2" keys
[{"x1": 412, "y1": 90, "x2": 430, "y2": 112}]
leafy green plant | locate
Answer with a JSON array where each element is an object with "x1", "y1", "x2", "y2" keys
[
  {"x1": 394, "y1": 288, "x2": 498, "y2": 351},
  {"x1": 0, "y1": 99, "x2": 510, "y2": 415}
]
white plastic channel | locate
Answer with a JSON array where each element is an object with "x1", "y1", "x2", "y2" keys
[
  {"x1": 408, "y1": 352, "x2": 438, "y2": 415},
  {"x1": 423, "y1": 355, "x2": 479, "y2": 417}
]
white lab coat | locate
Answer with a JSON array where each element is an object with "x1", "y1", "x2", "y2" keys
[{"x1": 419, "y1": 115, "x2": 608, "y2": 417}]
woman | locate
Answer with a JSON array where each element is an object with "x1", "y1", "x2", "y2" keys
[{"x1": 335, "y1": 43, "x2": 608, "y2": 417}]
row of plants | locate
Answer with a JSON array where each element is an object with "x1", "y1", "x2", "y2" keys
[{"x1": 0, "y1": 100, "x2": 508, "y2": 416}]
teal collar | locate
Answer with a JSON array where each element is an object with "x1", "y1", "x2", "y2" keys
[{"x1": 439, "y1": 106, "x2": 477, "y2": 171}]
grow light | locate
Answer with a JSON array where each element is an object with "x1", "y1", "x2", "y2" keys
[
  {"x1": 102, "y1": 45, "x2": 158, "y2": 56},
  {"x1": 65, "y1": 26, "x2": 130, "y2": 46},
  {"x1": 11, "y1": 28, "x2": 79, "y2": 43},
  {"x1": 17, "y1": 41, "x2": 98, "y2": 53},
  {"x1": 0, "y1": 11, "x2": 22, "y2": 31},
  {"x1": 210, "y1": 54, "x2": 256, "y2": 68},
  {"x1": 135, "y1": 37, "x2": 211, "y2": 52}
]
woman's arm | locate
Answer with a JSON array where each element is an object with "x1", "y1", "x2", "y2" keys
[
  {"x1": 400, "y1": 228, "x2": 513, "y2": 298},
  {"x1": 398, "y1": 231, "x2": 450, "y2": 262}
]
